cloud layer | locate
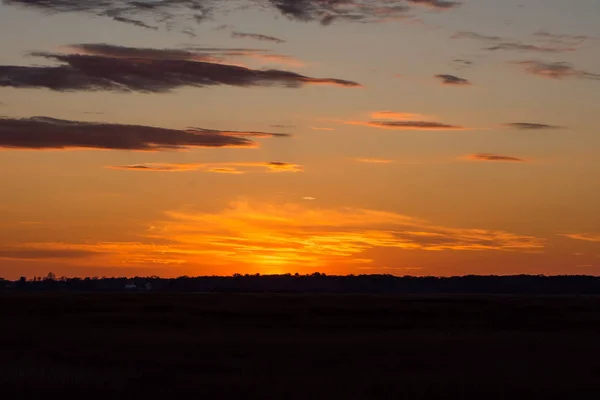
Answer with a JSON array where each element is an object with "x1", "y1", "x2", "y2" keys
[
  {"x1": 560, "y1": 233, "x2": 600, "y2": 243},
  {"x1": 342, "y1": 119, "x2": 465, "y2": 131},
  {"x1": 339, "y1": 111, "x2": 465, "y2": 131},
  {"x1": 66, "y1": 43, "x2": 304, "y2": 67},
  {"x1": 486, "y1": 42, "x2": 575, "y2": 53},
  {"x1": 5, "y1": 1, "x2": 460, "y2": 29},
  {"x1": 505, "y1": 122, "x2": 562, "y2": 130},
  {"x1": 466, "y1": 153, "x2": 526, "y2": 162},
  {"x1": 453, "y1": 30, "x2": 582, "y2": 54},
  {"x1": 0, "y1": 116, "x2": 289, "y2": 151},
  {"x1": 435, "y1": 74, "x2": 471, "y2": 85},
  {"x1": 0, "y1": 45, "x2": 360, "y2": 93},
  {"x1": 108, "y1": 161, "x2": 303, "y2": 173},
  {"x1": 232, "y1": 32, "x2": 285, "y2": 44},
  {"x1": 4, "y1": 201, "x2": 544, "y2": 267},
  {"x1": 513, "y1": 61, "x2": 600, "y2": 80}
]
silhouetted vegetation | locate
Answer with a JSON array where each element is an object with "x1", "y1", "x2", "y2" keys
[
  {"x1": 4, "y1": 273, "x2": 600, "y2": 294},
  {"x1": 1, "y1": 292, "x2": 600, "y2": 398}
]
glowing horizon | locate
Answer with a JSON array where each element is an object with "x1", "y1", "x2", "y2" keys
[{"x1": 0, "y1": 0, "x2": 599, "y2": 278}]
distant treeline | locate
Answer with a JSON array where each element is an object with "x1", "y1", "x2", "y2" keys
[{"x1": 2, "y1": 273, "x2": 600, "y2": 294}]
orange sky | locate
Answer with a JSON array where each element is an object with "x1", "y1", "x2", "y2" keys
[{"x1": 0, "y1": 0, "x2": 599, "y2": 278}]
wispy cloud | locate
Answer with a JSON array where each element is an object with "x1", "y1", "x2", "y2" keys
[
  {"x1": 486, "y1": 42, "x2": 575, "y2": 53},
  {"x1": 453, "y1": 31, "x2": 578, "y2": 54},
  {"x1": 0, "y1": 117, "x2": 290, "y2": 151},
  {"x1": 355, "y1": 158, "x2": 395, "y2": 164},
  {"x1": 339, "y1": 111, "x2": 466, "y2": 131},
  {"x1": 534, "y1": 31, "x2": 590, "y2": 45},
  {"x1": 367, "y1": 121, "x2": 465, "y2": 130},
  {"x1": 451, "y1": 31, "x2": 502, "y2": 42},
  {"x1": 4, "y1": 0, "x2": 214, "y2": 32},
  {"x1": 465, "y1": 153, "x2": 526, "y2": 162},
  {"x1": 134, "y1": 200, "x2": 546, "y2": 258},
  {"x1": 5, "y1": 1, "x2": 459, "y2": 29},
  {"x1": 5, "y1": 201, "x2": 543, "y2": 267},
  {"x1": 560, "y1": 233, "x2": 600, "y2": 243},
  {"x1": 310, "y1": 127, "x2": 335, "y2": 131},
  {"x1": 0, "y1": 46, "x2": 360, "y2": 93},
  {"x1": 110, "y1": 15, "x2": 159, "y2": 30},
  {"x1": 504, "y1": 122, "x2": 563, "y2": 130},
  {"x1": 66, "y1": 43, "x2": 305, "y2": 67},
  {"x1": 406, "y1": 0, "x2": 461, "y2": 10},
  {"x1": 264, "y1": 0, "x2": 412, "y2": 24},
  {"x1": 513, "y1": 61, "x2": 600, "y2": 80},
  {"x1": 107, "y1": 163, "x2": 207, "y2": 172},
  {"x1": 207, "y1": 167, "x2": 245, "y2": 175},
  {"x1": 435, "y1": 74, "x2": 471, "y2": 86},
  {"x1": 185, "y1": 127, "x2": 289, "y2": 139},
  {"x1": 108, "y1": 161, "x2": 303, "y2": 173},
  {"x1": 232, "y1": 32, "x2": 285, "y2": 44},
  {"x1": 451, "y1": 59, "x2": 474, "y2": 69}
]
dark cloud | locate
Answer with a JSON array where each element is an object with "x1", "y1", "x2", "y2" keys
[
  {"x1": 112, "y1": 164, "x2": 157, "y2": 171},
  {"x1": 0, "y1": 116, "x2": 292, "y2": 151},
  {"x1": 66, "y1": 43, "x2": 230, "y2": 62},
  {"x1": 341, "y1": 114, "x2": 465, "y2": 130},
  {"x1": 435, "y1": 74, "x2": 471, "y2": 85},
  {"x1": 182, "y1": 28, "x2": 197, "y2": 37},
  {"x1": 4, "y1": 0, "x2": 214, "y2": 31},
  {"x1": 269, "y1": 124, "x2": 295, "y2": 128},
  {"x1": 0, "y1": 47, "x2": 360, "y2": 93},
  {"x1": 406, "y1": 0, "x2": 460, "y2": 9},
  {"x1": 451, "y1": 31, "x2": 502, "y2": 41},
  {"x1": 534, "y1": 31, "x2": 590, "y2": 44},
  {"x1": 232, "y1": 32, "x2": 285, "y2": 44},
  {"x1": 4, "y1": 1, "x2": 459, "y2": 28},
  {"x1": 111, "y1": 15, "x2": 159, "y2": 30},
  {"x1": 504, "y1": 122, "x2": 563, "y2": 130},
  {"x1": 108, "y1": 163, "x2": 205, "y2": 172},
  {"x1": 452, "y1": 59, "x2": 474, "y2": 67},
  {"x1": 266, "y1": 161, "x2": 302, "y2": 172},
  {"x1": 344, "y1": 120, "x2": 463, "y2": 130},
  {"x1": 450, "y1": 59, "x2": 474, "y2": 72},
  {"x1": 370, "y1": 120, "x2": 464, "y2": 130},
  {"x1": 68, "y1": 43, "x2": 304, "y2": 66},
  {"x1": 467, "y1": 153, "x2": 525, "y2": 162},
  {"x1": 453, "y1": 31, "x2": 575, "y2": 53},
  {"x1": 486, "y1": 42, "x2": 574, "y2": 53},
  {"x1": 107, "y1": 161, "x2": 303, "y2": 173},
  {"x1": 266, "y1": 0, "x2": 412, "y2": 24},
  {"x1": 513, "y1": 61, "x2": 600, "y2": 80},
  {"x1": 185, "y1": 127, "x2": 290, "y2": 138}
]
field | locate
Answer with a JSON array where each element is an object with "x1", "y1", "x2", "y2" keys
[{"x1": 2, "y1": 293, "x2": 600, "y2": 398}]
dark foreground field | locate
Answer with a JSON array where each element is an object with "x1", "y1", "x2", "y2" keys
[{"x1": 2, "y1": 293, "x2": 600, "y2": 399}]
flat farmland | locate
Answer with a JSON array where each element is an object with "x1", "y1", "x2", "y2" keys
[{"x1": 1, "y1": 293, "x2": 599, "y2": 399}]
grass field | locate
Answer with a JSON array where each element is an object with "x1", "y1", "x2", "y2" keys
[{"x1": 1, "y1": 293, "x2": 600, "y2": 398}]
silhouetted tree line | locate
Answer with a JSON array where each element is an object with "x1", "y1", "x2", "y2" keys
[{"x1": 3, "y1": 273, "x2": 600, "y2": 294}]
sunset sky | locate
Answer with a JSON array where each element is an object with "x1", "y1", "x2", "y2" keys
[{"x1": 1, "y1": 0, "x2": 599, "y2": 279}]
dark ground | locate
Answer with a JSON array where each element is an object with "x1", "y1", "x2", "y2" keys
[{"x1": 1, "y1": 293, "x2": 600, "y2": 399}]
